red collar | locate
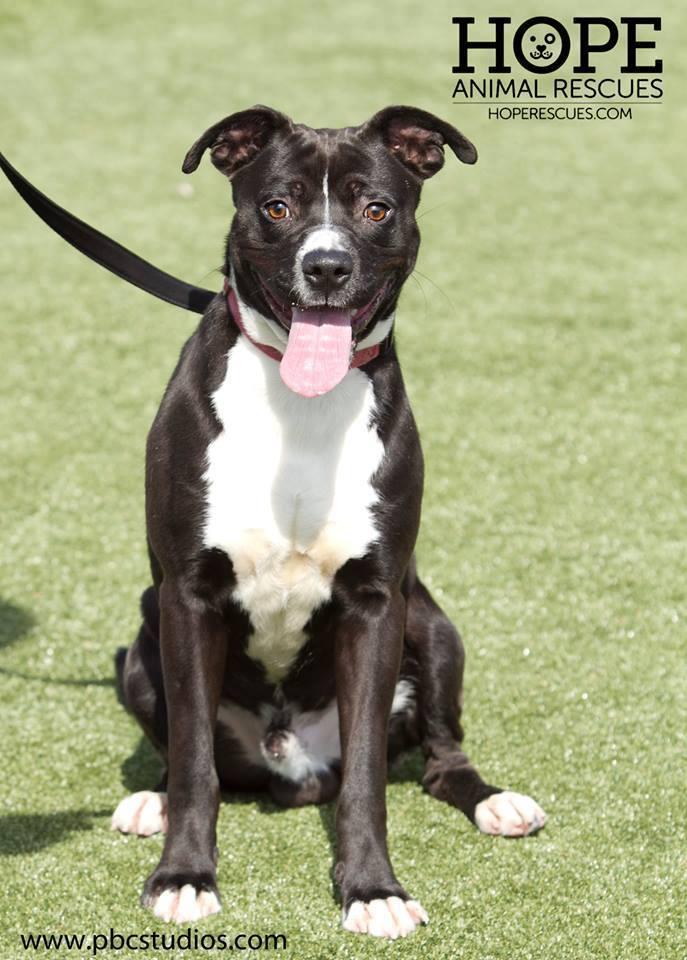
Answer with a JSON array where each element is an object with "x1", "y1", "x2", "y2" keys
[{"x1": 224, "y1": 280, "x2": 392, "y2": 369}]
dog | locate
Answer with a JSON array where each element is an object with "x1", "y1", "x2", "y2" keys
[{"x1": 112, "y1": 105, "x2": 546, "y2": 939}]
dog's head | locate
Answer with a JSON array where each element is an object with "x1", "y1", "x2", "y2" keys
[
  {"x1": 183, "y1": 105, "x2": 477, "y2": 395},
  {"x1": 527, "y1": 29, "x2": 560, "y2": 61}
]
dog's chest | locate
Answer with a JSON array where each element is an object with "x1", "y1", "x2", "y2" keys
[{"x1": 203, "y1": 337, "x2": 384, "y2": 680}]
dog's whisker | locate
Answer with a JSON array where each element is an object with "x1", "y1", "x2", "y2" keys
[
  {"x1": 408, "y1": 271, "x2": 429, "y2": 326},
  {"x1": 412, "y1": 268, "x2": 458, "y2": 321},
  {"x1": 415, "y1": 204, "x2": 444, "y2": 222}
]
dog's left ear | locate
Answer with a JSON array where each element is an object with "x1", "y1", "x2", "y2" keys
[
  {"x1": 182, "y1": 105, "x2": 292, "y2": 177},
  {"x1": 362, "y1": 105, "x2": 477, "y2": 178}
]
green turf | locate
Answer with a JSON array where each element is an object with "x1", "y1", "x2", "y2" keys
[{"x1": 1, "y1": 1, "x2": 685, "y2": 957}]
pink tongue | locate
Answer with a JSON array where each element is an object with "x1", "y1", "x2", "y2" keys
[{"x1": 280, "y1": 309, "x2": 353, "y2": 397}]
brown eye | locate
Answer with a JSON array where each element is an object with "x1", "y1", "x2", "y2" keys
[
  {"x1": 363, "y1": 202, "x2": 390, "y2": 222},
  {"x1": 263, "y1": 200, "x2": 290, "y2": 221}
]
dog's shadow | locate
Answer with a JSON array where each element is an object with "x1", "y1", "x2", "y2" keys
[
  {"x1": 0, "y1": 809, "x2": 112, "y2": 856},
  {"x1": 0, "y1": 596, "x2": 115, "y2": 688},
  {"x1": 0, "y1": 597, "x2": 117, "y2": 856},
  {"x1": 0, "y1": 597, "x2": 35, "y2": 651},
  {"x1": 121, "y1": 736, "x2": 167, "y2": 793}
]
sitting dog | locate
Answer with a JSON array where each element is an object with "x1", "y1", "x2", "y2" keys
[{"x1": 112, "y1": 105, "x2": 546, "y2": 939}]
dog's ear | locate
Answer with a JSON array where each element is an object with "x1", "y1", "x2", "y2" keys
[
  {"x1": 182, "y1": 105, "x2": 292, "y2": 178},
  {"x1": 362, "y1": 105, "x2": 477, "y2": 178}
]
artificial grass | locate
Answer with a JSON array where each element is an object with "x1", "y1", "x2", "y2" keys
[{"x1": 1, "y1": 1, "x2": 685, "y2": 957}]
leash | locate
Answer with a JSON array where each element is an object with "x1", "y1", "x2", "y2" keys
[
  {"x1": 1, "y1": 151, "x2": 393, "y2": 367},
  {"x1": 0, "y1": 151, "x2": 215, "y2": 313}
]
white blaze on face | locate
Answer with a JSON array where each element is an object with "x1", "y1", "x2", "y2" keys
[
  {"x1": 293, "y1": 170, "x2": 349, "y2": 304},
  {"x1": 295, "y1": 165, "x2": 348, "y2": 270},
  {"x1": 323, "y1": 169, "x2": 330, "y2": 223}
]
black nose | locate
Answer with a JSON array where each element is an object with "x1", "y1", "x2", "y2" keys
[
  {"x1": 301, "y1": 248, "x2": 353, "y2": 291},
  {"x1": 537, "y1": 44, "x2": 546, "y2": 52}
]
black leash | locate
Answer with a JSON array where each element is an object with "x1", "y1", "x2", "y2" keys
[
  {"x1": 0, "y1": 151, "x2": 216, "y2": 314},
  {"x1": 1, "y1": 152, "x2": 396, "y2": 368}
]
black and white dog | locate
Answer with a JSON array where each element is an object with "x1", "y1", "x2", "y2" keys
[{"x1": 112, "y1": 105, "x2": 546, "y2": 939}]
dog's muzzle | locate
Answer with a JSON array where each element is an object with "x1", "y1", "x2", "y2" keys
[{"x1": 226, "y1": 282, "x2": 391, "y2": 399}]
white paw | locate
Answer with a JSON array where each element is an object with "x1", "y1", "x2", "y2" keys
[
  {"x1": 342, "y1": 897, "x2": 428, "y2": 939},
  {"x1": 151, "y1": 885, "x2": 221, "y2": 923},
  {"x1": 474, "y1": 790, "x2": 547, "y2": 837},
  {"x1": 111, "y1": 791, "x2": 168, "y2": 837}
]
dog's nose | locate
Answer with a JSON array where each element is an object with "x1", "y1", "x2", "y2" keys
[
  {"x1": 301, "y1": 249, "x2": 353, "y2": 291},
  {"x1": 536, "y1": 44, "x2": 546, "y2": 52}
]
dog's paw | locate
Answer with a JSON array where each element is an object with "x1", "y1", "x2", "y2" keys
[
  {"x1": 111, "y1": 791, "x2": 168, "y2": 837},
  {"x1": 142, "y1": 865, "x2": 220, "y2": 924},
  {"x1": 474, "y1": 791, "x2": 546, "y2": 837},
  {"x1": 146, "y1": 884, "x2": 221, "y2": 923},
  {"x1": 342, "y1": 897, "x2": 428, "y2": 939}
]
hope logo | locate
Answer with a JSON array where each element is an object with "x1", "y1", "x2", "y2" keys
[{"x1": 452, "y1": 16, "x2": 662, "y2": 76}]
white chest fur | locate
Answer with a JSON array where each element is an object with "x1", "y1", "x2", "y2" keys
[{"x1": 203, "y1": 336, "x2": 385, "y2": 680}]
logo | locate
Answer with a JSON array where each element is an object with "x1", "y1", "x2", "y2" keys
[
  {"x1": 526, "y1": 26, "x2": 565, "y2": 68},
  {"x1": 451, "y1": 16, "x2": 663, "y2": 121}
]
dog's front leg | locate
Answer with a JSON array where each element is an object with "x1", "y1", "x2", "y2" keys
[
  {"x1": 335, "y1": 588, "x2": 428, "y2": 939},
  {"x1": 141, "y1": 580, "x2": 226, "y2": 923}
]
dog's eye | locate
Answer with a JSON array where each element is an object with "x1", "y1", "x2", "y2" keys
[
  {"x1": 363, "y1": 202, "x2": 390, "y2": 222},
  {"x1": 263, "y1": 200, "x2": 290, "y2": 221}
]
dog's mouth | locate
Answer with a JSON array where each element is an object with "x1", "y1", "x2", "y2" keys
[{"x1": 258, "y1": 281, "x2": 388, "y2": 398}]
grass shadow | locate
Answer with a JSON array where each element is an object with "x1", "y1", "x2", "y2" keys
[
  {"x1": 0, "y1": 809, "x2": 112, "y2": 856},
  {"x1": 316, "y1": 801, "x2": 340, "y2": 902},
  {"x1": 0, "y1": 595, "x2": 114, "y2": 687},
  {"x1": 388, "y1": 746, "x2": 424, "y2": 785},
  {"x1": 121, "y1": 736, "x2": 165, "y2": 793},
  {"x1": 0, "y1": 666, "x2": 114, "y2": 687},
  {"x1": 0, "y1": 598, "x2": 35, "y2": 649}
]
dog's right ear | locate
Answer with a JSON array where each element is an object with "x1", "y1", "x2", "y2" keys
[
  {"x1": 182, "y1": 106, "x2": 292, "y2": 178},
  {"x1": 361, "y1": 105, "x2": 477, "y2": 178}
]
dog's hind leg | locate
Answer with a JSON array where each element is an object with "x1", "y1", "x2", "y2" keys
[
  {"x1": 115, "y1": 586, "x2": 168, "y2": 756},
  {"x1": 112, "y1": 586, "x2": 169, "y2": 837},
  {"x1": 405, "y1": 565, "x2": 547, "y2": 837}
]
